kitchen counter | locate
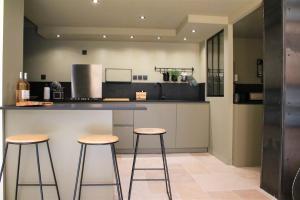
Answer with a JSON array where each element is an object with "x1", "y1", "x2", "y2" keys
[{"x1": 3, "y1": 103, "x2": 146, "y2": 199}]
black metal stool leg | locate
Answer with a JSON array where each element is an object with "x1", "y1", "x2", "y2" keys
[
  {"x1": 15, "y1": 144, "x2": 22, "y2": 200},
  {"x1": 35, "y1": 144, "x2": 44, "y2": 200},
  {"x1": 111, "y1": 144, "x2": 123, "y2": 200},
  {"x1": 78, "y1": 144, "x2": 87, "y2": 200},
  {"x1": 128, "y1": 134, "x2": 140, "y2": 200},
  {"x1": 73, "y1": 144, "x2": 84, "y2": 200},
  {"x1": 160, "y1": 135, "x2": 172, "y2": 200},
  {"x1": 46, "y1": 141, "x2": 61, "y2": 200},
  {"x1": 0, "y1": 143, "x2": 9, "y2": 182}
]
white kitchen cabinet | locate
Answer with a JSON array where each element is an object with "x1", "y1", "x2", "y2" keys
[
  {"x1": 113, "y1": 110, "x2": 134, "y2": 150},
  {"x1": 176, "y1": 103, "x2": 210, "y2": 148},
  {"x1": 113, "y1": 103, "x2": 210, "y2": 152},
  {"x1": 113, "y1": 126, "x2": 134, "y2": 149},
  {"x1": 134, "y1": 104, "x2": 177, "y2": 149}
]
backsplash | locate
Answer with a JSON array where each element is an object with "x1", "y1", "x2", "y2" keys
[
  {"x1": 30, "y1": 82, "x2": 206, "y2": 101},
  {"x1": 234, "y1": 84, "x2": 263, "y2": 104}
]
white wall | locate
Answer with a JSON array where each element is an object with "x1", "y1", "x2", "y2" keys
[
  {"x1": 24, "y1": 28, "x2": 204, "y2": 83},
  {"x1": 1, "y1": 0, "x2": 24, "y2": 199},
  {"x1": 0, "y1": 0, "x2": 3, "y2": 199},
  {"x1": 234, "y1": 38, "x2": 263, "y2": 84},
  {"x1": 207, "y1": 25, "x2": 234, "y2": 164},
  {"x1": 3, "y1": 0, "x2": 23, "y2": 104}
]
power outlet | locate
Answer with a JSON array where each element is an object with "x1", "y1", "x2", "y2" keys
[{"x1": 41, "y1": 74, "x2": 46, "y2": 80}]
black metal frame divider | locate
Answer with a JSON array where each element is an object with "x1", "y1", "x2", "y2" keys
[
  {"x1": 0, "y1": 139, "x2": 61, "y2": 200},
  {"x1": 73, "y1": 141, "x2": 123, "y2": 200},
  {"x1": 128, "y1": 132, "x2": 172, "y2": 200}
]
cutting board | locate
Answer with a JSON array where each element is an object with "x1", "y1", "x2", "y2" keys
[
  {"x1": 103, "y1": 98, "x2": 130, "y2": 102},
  {"x1": 16, "y1": 101, "x2": 53, "y2": 107}
]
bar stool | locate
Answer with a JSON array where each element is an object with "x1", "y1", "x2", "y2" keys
[
  {"x1": 73, "y1": 135, "x2": 123, "y2": 200},
  {"x1": 128, "y1": 128, "x2": 172, "y2": 200},
  {"x1": 0, "y1": 134, "x2": 60, "y2": 200}
]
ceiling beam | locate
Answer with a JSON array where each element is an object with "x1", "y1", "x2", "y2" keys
[{"x1": 228, "y1": 0, "x2": 262, "y2": 24}]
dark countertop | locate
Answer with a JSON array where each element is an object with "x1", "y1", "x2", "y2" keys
[
  {"x1": 127, "y1": 100, "x2": 209, "y2": 103},
  {"x1": 1, "y1": 100, "x2": 209, "y2": 110},
  {"x1": 60, "y1": 99, "x2": 209, "y2": 103},
  {"x1": 1, "y1": 103, "x2": 147, "y2": 110}
]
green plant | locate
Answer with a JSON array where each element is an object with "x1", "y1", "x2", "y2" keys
[{"x1": 169, "y1": 69, "x2": 180, "y2": 78}]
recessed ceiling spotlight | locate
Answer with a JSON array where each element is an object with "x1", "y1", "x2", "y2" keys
[
  {"x1": 140, "y1": 16, "x2": 146, "y2": 20},
  {"x1": 192, "y1": 29, "x2": 196, "y2": 33},
  {"x1": 56, "y1": 34, "x2": 61, "y2": 38},
  {"x1": 184, "y1": 37, "x2": 187, "y2": 41},
  {"x1": 103, "y1": 35, "x2": 107, "y2": 39},
  {"x1": 157, "y1": 36, "x2": 161, "y2": 40},
  {"x1": 92, "y1": 0, "x2": 100, "y2": 4},
  {"x1": 130, "y1": 35, "x2": 134, "y2": 39}
]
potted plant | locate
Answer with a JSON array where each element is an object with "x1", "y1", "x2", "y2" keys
[
  {"x1": 162, "y1": 71, "x2": 170, "y2": 81},
  {"x1": 170, "y1": 69, "x2": 180, "y2": 82}
]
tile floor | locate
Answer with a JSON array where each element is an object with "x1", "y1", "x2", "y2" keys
[{"x1": 116, "y1": 153, "x2": 276, "y2": 200}]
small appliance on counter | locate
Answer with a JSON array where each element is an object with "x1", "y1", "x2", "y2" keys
[
  {"x1": 136, "y1": 91, "x2": 147, "y2": 101},
  {"x1": 50, "y1": 81, "x2": 64, "y2": 101},
  {"x1": 249, "y1": 92, "x2": 263, "y2": 101}
]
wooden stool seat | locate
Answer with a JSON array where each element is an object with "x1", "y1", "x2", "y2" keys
[
  {"x1": 78, "y1": 135, "x2": 119, "y2": 145},
  {"x1": 134, "y1": 128, "x2": 166, "y2": 135},
  {"x1": 6, "y1": 134, "x2": 49, "y2": 144}
]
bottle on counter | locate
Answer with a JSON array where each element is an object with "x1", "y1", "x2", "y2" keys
[
  {"x1": 44, "y1": 83, "x2": 50, "y2": 101},
  {"x1": 23, "y1": 72, "x2": 30, "y2": 101},
  {"x1": 16, "y1": 72, "x2": 28, "y2": 103}
]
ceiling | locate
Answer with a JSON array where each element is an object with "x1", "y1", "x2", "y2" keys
[
  {"x1": 234, "y1": 7, "x2": 263, "y2": 39},
  {"x1": 25, "y1": 0, "x2": 262, "y2": 42}
]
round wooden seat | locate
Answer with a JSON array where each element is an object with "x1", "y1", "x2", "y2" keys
[
  {"x1": 134, "y1": 128, "x2": 166, "y2": 135},
  {"x1": 78, "y1": 135, "x2": 119, "y2": 145},
  {"x1": 6, "y1": 134, "x2": 49, "y2": 144}
]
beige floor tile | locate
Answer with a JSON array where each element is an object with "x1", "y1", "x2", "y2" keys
[
  {"x1": 233, "y1": 189, "x2": 272, "y2": 200},
  {"x1": 117, "y1": 153, "x2": 273, "y2": 200},
  {"x1": 208, "y1": 191, "x2": 243, "y2": 200}
]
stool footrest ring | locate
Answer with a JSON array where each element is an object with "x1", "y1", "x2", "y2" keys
[
  {"x1": 81, "y1": 183, "x2": 118, "y2": 186},
  {"x1": 133, "y1": 178, "x2": 166, "y2": 181},
  {"x1": 18, "y1": 183, "x2": 57, "y2": 187},
  {"x1": 135, "y1": 168, "x2": 164, "y2": 171}
]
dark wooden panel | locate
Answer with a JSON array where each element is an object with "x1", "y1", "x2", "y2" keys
[
  {"x1": 282, "y1": 1, "x2": 300, "y2": 199},
  {"x1": 261, "y1": 0, "x2": 283, "y2": 198}
]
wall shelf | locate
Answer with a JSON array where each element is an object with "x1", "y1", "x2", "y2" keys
[{"x1": 154, "y1": 67, "x2": 194, "y2": 74}]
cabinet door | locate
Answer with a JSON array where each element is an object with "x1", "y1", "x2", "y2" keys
[
  {"x1": 134, "y1": 104, "x2": 176, "y2": 149},
  {"x1": 113, "y1": 110, "x2": 133, "y2": 126},
  {"x1": 113, "y1": 126, "x2": 134, "y2": 149},
  {"x1": 176, "y1": 104, "x2": 210, "y2": 148},
  {"x1": 113, "y1": 110, "x2": 134, "y2": 150}
]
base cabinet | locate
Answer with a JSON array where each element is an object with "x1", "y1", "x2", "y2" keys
[
  {"x1": 113, "y1": 126, "x2": 134, "y2": 149},
  {"x1": 176, "y1": 104, "x2": 210, "y2": 148},
  {"x1": 134, "y1": 104, "x2": 176, "y2": 149},
  {"x1": 113, "y1": 103, "x2": 210, "y2": 152},
  {"x1": 113, "y1": 110, "x2": 134, "y2": 150},
  {"x1": 233, "y1": 105, "x2": 263, "y2": 167}
]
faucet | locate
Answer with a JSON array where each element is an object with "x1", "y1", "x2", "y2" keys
[{"x1": 157, "y1": 82, "x2": 166, "y2": 100}]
